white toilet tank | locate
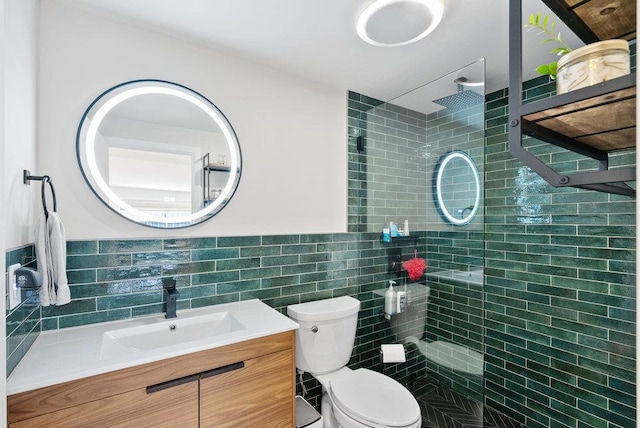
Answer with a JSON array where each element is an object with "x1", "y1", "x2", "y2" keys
[
  {"x1": 389, "y1": 283, "x2": 430, "y2": 343},
  {"x1": 287, "y1": 296, "x2": 360, "y2": 375}
]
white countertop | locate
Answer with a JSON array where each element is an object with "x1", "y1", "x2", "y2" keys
[{"x1": 7, "y1": 299, "x2": 299, "y2": 395}]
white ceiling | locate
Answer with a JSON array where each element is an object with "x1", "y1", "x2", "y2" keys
[{"x1": 53, "y1": 0, "x2": 584, "y2": 105}]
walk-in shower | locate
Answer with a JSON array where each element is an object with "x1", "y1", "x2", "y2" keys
[{"x1": 348, "y1": 58, "x2": 506, "y2": 427}]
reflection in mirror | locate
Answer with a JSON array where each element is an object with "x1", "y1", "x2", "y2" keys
[
  {"x1": 434, "y1": 151, "x2": 480, "y2": 225},
  {"x1": 77, "y1": 80, "x2": 241, "y2": 228}
]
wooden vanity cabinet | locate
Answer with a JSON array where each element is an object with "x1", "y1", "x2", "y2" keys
[
  {"x1": 201, "y1": 349, "x2": 293, "y2": 427},
  {"x1": 7, "y1": 331, "x2": 295, "y2": 428},
  {"x1": 10, "y1": 380, "x2": 199, "y2": 428}
]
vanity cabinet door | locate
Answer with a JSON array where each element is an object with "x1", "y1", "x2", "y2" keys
[
  {"x1": 200, "y1": 349, "x2": 294, "y2": 428},
  {"x1": 9, "y1": 379, "x2": 199, "y2": 428}
]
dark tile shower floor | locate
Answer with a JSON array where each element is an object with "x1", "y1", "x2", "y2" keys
[{"x1": 413, "y1": 382, "x2": 525, "y2": 428}]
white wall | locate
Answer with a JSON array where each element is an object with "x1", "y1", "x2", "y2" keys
[
  {"x1": 3, "y1": 0, "x2": 40, "y2": 420},
  {"x1": 4, "y1": 0, "x2": 39, "y2": 249},
  {"x1": 39, "y1": 1, "x2": 347, "y2": 239}
]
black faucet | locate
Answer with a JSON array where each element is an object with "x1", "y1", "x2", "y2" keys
[{"x1": 163, "y1": 278, "x2": 179, "y2": 319}]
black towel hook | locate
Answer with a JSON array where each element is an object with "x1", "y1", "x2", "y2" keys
[{"x1": 23, "y1": 169, "x2": 58, "y2": 219}]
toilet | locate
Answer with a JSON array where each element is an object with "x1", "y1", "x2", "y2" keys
[{"x1": 288, "y1": 296, "x2": 421, "y2": 428}]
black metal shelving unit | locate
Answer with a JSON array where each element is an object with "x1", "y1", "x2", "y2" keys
[
  {"x1": 202, "y1": 153, "x2": 231, "y2": 206},
  {"x1": 508, "y1": 0, "x2": 637, "y2": 197}
]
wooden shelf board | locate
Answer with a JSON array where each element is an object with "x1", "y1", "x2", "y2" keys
[
  {"x1": 524, "y1": 87, "x2": 635, "y2": 121},
  {"x1": 522, "y1": 86, "x2": 636, "y2": 152},
  {"x1": 576, "y1": 127, "x2": 636, "y2": 151},
  {"x1": 567, "y1": 0, "x2": 637, "y2": 40}
]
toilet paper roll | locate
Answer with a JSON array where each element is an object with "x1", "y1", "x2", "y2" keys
[{"x1": 381, "y1": 344, "x2": 406, "y2": 363}]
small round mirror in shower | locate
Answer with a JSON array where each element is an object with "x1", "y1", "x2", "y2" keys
[{"x1": 434, "y1": 151, "x2": 480, "y2": 225}]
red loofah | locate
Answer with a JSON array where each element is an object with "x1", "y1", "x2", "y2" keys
[{"x1": 402, "y1": 249, "x2": 427, "y2": 281}]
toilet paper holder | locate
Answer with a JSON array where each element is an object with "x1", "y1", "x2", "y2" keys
[{"x1": 379, "y1": 343, "x2": 408, "y2": 364}]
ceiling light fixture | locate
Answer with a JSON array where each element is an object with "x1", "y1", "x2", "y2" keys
[{"x1": 356, "y1": 0, "x2": 444, "y2": 47}]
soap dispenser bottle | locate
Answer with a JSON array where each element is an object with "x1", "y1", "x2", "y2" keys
[{"x1": 384, "y1": 280, "x2": 397, "y2": 318}]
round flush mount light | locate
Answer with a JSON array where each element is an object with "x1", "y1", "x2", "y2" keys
[{"x1": 356, "y1": 0, "x2": 444, "y2": 47}]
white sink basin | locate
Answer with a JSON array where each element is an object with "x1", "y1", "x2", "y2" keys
[{"x1": 101, "y1": 311, "x2": 245, "y2": 359}]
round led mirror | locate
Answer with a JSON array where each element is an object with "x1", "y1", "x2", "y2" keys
[
  {"x1": 434, "y1": 151, "x2": 480, "y2": 225},
  {"x1": 77, "y1": 80, "x2": 241, "y2": 228}
]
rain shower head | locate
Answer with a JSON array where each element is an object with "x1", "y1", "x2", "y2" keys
[
  {"x1": 432, "y1": 77, "x2": 484, "y2": 111},
  {"x1": 432, "y1": 90, "x2": 484, "y2": 110}
]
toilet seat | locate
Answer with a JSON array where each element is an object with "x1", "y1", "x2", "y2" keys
[{"x1": 328, "y1": 368, "x2": 421, "y2": 427}]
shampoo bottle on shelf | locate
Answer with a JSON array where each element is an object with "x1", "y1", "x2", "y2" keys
[{"x1": 384, "y1": 280, "x2": 397, "y2": 318}]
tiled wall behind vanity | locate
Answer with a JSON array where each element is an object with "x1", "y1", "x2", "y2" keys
[{"x1": 6, "y1": 232, "x2": 431, "y2": 408}]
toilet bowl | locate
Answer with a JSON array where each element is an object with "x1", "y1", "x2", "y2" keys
[
  {"x1": 321, "y1": 368, "x2": 421, "y2": 428},
  {"x1": 288, "y1": 296, "x2": 421, "y2": 428}
]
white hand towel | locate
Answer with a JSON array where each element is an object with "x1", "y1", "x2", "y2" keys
[
  {"x1": 35, "y1": 214, "x2": 51, "y2": 306},
  {"x1": 35, "y1": 212, "x2": 71, "y2": 306},
  {"x1": 47, "y1": 212, "x2": 71, "y2": 305}
]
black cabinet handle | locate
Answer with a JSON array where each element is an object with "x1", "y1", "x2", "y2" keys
[
  {"x1": 146, "y1": 373, "x2": 199, "y2": 394},
  {"x1": 146, "y1": 361, "x2": 245, "y2": 393},
  {"x1": 200, "y1": 361, "x2": 245, "y2": 380}
]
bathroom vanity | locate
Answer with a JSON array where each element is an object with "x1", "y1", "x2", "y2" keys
[{"x1": 7, "y1": 300, "x2": 298, "y2": 427}]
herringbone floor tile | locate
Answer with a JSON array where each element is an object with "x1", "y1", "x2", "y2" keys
[{"x1": 414, "y1": 383, "x2": 525, "y2": 428}]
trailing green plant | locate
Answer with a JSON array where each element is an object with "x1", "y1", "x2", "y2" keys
[{"x1": 524, "y1": 13, "x2": 573, "y2": 79}]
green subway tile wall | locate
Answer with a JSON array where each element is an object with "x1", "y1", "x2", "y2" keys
[
  {"x1": 424, "y1": 230, "x2": 485, "y2": 402},
  {"x1": 484, "y1": 71, "x2": 636, "y2": 427},
  {"x1": 347, "y1": 93, "x2": 430, "y2": 232},
  {"x1": 45, "y1": 232, "x2": 428, "y2": 411},
  {"x1": 52, "y1": 234, "x2": 379, "y2": 330},
  {"x1": 5, "y1": 244, "x2": 40, "y2": 376},
  {"x1": 348, "y1": 91, "x2": 382, "y2": 232}
]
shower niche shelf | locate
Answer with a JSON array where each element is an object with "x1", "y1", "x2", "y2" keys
[{"x1": 508, "y1": 0, "x2": 637, "y2": 197}]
